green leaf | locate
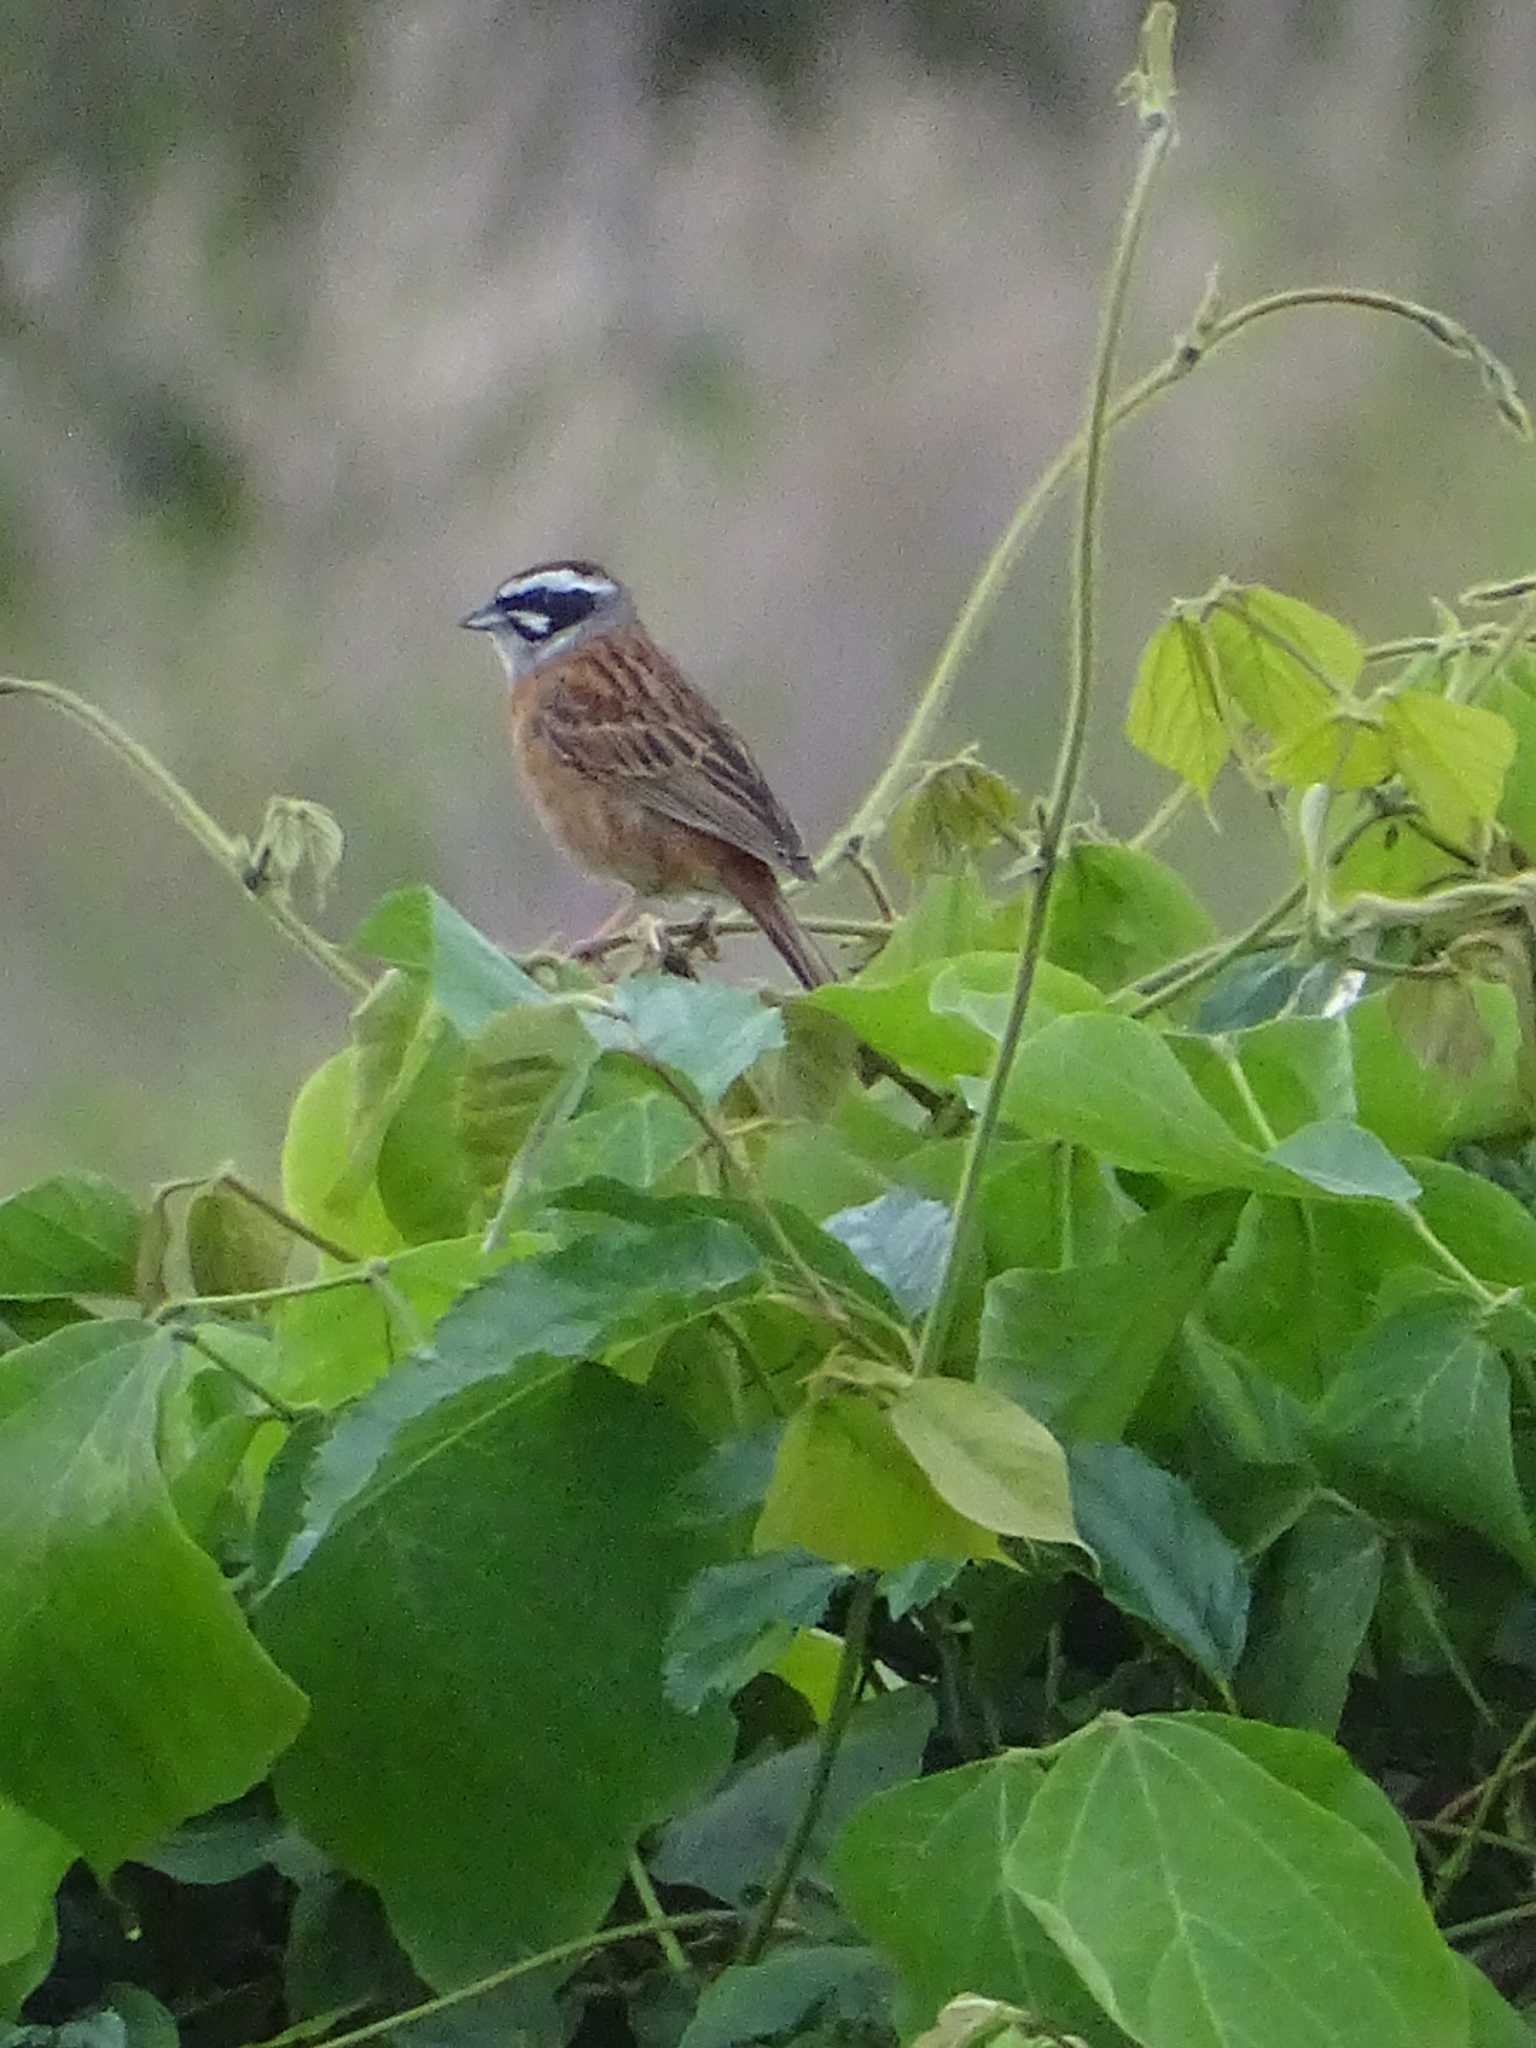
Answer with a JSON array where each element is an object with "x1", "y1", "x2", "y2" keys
[
  {"x1": 885, "y1": 1381, "x2": 1081, "y2": 1550},
  {"x1": 259, "y1": 1359, "x2": 733, "y2": 1988},
  {"x1": 583, "y1": 975, "x2": 785, "y2": 1104},
  {"x1": 1485, "y1": 665, "x2": 1536, "y2": 855},
  {"x1": 1066, "y1": 1443, "x2": 1249, "y2": 1682},
  {"x1": 1381, "y1": 690, "x2": 1516, "y2": 839},
  {"x1": 274, "y1": 1236, "x2": 504, "y2": 1412},
  {"x1": 1008, "y1": 1714, "x2": 1465, "y2": 2048},
  {"x1": 1206, "y1": 586, "x2": 1359, "y2": 736},
  {"x1": 1125, "y1": 614, "x2": 1229, "y2": 797},
  {"x1": 664, "y1": 1552, "x2": 848, "y2": 1712},
  {"x1": 1041, "y1": 843, "x2": 1216, "y2": 994},
  {"x1": 1173, "y1": 1714, "x2": 1419, "y2": 1882},
  {"x1": 375, "y1": 1023, "x2": 478, "y2": 1243},
  {"x1": 980, "y1": 1195, "x2": 1239, "y2": 1437},
  {"x1": 1265, "y1": 709, "x2": 1393, "y2": 789},
  {"x1": 332, "y1": 970, "x2": 443, "y2": 1213},
  {"x1": 890, "y1": 756, "x2": 1025, "y2": 876},
  {"x1": 810, "y1": 952, "x2": 1100, "y2": 1088},
  {"x1": 811, "y1": 962, "x2": 996, "y2": 1084},
  {"x1": 653, "y1": 1687, "x2": 933, "y2": 1907},
  {"x1": 678, "y1": 1946, "x2": 896, "y2": 2048},
  {"x1": 281, "y1": 1050, "x2": 405, "y2": 1258},
  {"x1": 0, "y1": 1176, "x2": 143, "y2": 1300},
  {"x1": 350, "y1": 885, "x2": 549, "y2": 1032},
  {"x1": 1461, "y1": 1958, "x2": 1536, "y2": 2048},
  {"x1": 754, "y1": 1395, "x2": 1003, "y2": 1571},
  {"x1": 532, "y1": 1090, "x2": 701, "y2": 1197},
  {"x1": 1264, "y1": 1118, "x2": 1420, "y2": 1203},
  {"x1": 1237, "y1": 1500, "x2": 1385, "y2": 1735},
  {"x1": 1200, "y1": 1194, "x2": 1427, "y2": 1401},
  {"x1": 831, "y1": 1757, "x2": 1123, "y2": 2044},
  {"x1": 1312, "y1": 1301, "x2": 1536, "y2": 1575},
  {"x1": 0, "y1": 1797, "x2": 71, "y2": 1989},
  {"x1": 1173, "y1": 1015, "x2": 1356, "y2": 1139},
  {"x1": 1350, "y1": 984, "x2": 1522, "y2": 1157},
  {"x1": 275, "y1": 1214, "x2": 760, "y2": 1579},
  {"x1": 824, "y1": 1192, "x2": 952, "y2": 1317},
  {"x1": 184, "y1": 1186, "x2": 291, "y2": 1301},
  {"x1": 856, "y1": 870, "x2": 999, "y2": 985},
  {"x1": 997, "y1": 1014, "x2": 1267, "y2": 1186},
  {"x1": 931, "y1": 956, "x2": 1107, "y2": 1045},
  {"x1": 0, "y1": 1322, "x2": 306, "y2": 1869}
]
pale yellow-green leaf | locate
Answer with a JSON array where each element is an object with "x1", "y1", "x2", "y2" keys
[
  {"x1": 1266, "y1": 711, "x2": 1392, "y2": 790},
  {"x1": 886, "y1": 1379, "x2": 1083, "y2": 1550},
  {"x1": 753, "y1": 1394, "x2": 1002, "y2": 1570},
  {"x1": 1205, "y1": 585, "x2": 1362, "y2": 747},
  {"x1": 1125, "y1": 615, "x2": 1229, "y2": 797},
  {"x1": 1381, "y1": 690, "x2": 1517, "y2": 839}
]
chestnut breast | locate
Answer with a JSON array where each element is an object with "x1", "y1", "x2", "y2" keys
[{"x1": 508, "y1": 665, "x2": 742, "y2": 898}]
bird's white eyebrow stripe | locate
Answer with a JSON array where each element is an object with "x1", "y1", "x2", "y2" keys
[{"x1": 497, "y1": 566, "x2": 616, "y2": 600}]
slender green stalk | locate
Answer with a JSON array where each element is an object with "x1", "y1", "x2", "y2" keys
[
  {"x1": 914, "y1": 27, "x2": 1176, "y2": 1378},
  {"x1": 1431, "y1": 1703, "x2": 1536, "y2": 1913},
  {"x1": 1456, "y1": 588, "x2": 1536, "y2": 704},
  {"x1": 0, "y1": 674, "x2": 371, "y2": 996},
  {"x1": 1441, "y1": 1899, "x2": 1536, "y2": 1944},
  {"x1": 237, "y1": 1910, "x2": 738, "y2": 2048},
  {"x1": 172, "y1": 1326, "x2": 307, "y2": 1425},
  {"x1": 627, "y1": 1852, "x2": 692, "y2": 1981},
  {"x1": 737, "y1": 1571, "x2": 878, "y2": 1964},
  {"x1": 217, "y1": 1170, "x2": 359, "y2": 1264}
]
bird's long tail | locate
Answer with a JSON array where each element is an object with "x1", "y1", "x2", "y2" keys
[{"x1": 724, "y1": 854, "x2": 835, "y2": 990}]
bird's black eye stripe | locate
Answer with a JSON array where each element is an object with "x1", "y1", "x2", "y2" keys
[{"x1": 499, "y1": 581, "x2": 605, "y2": 641}]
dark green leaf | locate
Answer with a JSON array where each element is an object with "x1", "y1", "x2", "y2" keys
[
  {"x1": 1236, "y1": 1501, "x2": 1385, "y2": 1734},
  {"x1": 1066, "y1": 1443, "x2": 1249, "y2": 1682},
  {"x1": 350, "y1": 886, "x2": 548, "y2": 1031},
  {"x1": 980, "y1": 1194, "x2": 1239, "y2": 1437},
  {"x1": 260, "y1": 1359, "x2": 732, "y2": 1988},
  {"x1": 652, "y1": 1688, "x2": 934, "y2": 1906},
  {"x1": 0, "y1": 1176, "x2": 143, "y2": 1301},
  {"x1": 1312, "y1": 1301, "x2": 1536, "y2": 1575},
  {"x1": 664, "y1": 1553, "x2": 848, "y2": 1712},
  {"x1": 0, "y1": 1322, "x2": 306, "y2": 1868},
  {"x1": 678, "y1": 1946, "x2": 896, "y2": 2048}
]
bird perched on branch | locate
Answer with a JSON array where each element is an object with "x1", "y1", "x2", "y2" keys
[{"x1": 460, "y1": 560, "x2": 832, "y2": 989}]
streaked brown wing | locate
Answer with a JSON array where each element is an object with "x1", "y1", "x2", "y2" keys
[{"x1": 534, "y1": 629, "x2": 814, "y2": 879}]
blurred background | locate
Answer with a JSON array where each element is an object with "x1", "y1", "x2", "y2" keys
[{"x1": 2, "y1": 0, "x2": 1533, "y2": 1190}]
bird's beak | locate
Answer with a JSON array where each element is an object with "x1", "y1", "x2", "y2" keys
[{"x1": 458, "y1": 600, "x2": 502, "y2": 631}]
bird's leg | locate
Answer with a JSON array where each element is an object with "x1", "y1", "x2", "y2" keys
[
  {"x1": 671, "y1": 901, "x2": 722, "y2": 968},
  {"x1": 570, "y1": 891, "x2": 641, "y2": 970}
]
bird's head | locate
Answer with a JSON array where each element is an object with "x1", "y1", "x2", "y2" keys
[{"x1": 459, "y1": 559, "x2": 633, "y2": 677}]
